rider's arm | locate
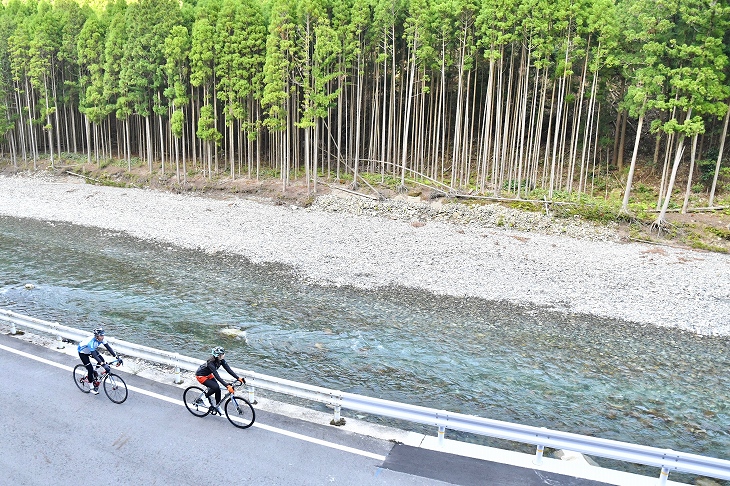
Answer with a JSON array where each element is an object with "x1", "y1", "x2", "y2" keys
[
  {"x1": 103, "y1": 342, "x2": 118, "y2": 358},
  {"x1": 220, "y1": 359, "x2": 240, "y2": 382},
  {"x1": 90, "y1": 349, "x2": 105, "y2": 364},
  {"x1": 211, "y1": 367, "x2": 228, "y2": 386}
]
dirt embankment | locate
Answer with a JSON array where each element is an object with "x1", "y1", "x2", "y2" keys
[{"x1": 3, "y1": 160, "x2": 730, "y2": 253}]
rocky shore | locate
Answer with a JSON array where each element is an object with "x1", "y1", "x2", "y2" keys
[{"x1": 0, "y1": 172, "x2": 728, "y2": 336}]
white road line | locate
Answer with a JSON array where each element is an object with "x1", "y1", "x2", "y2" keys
[{"x1": 0, "y1": 343, "x2": 387, "y2": 461}]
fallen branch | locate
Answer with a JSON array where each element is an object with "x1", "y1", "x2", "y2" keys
[
  {"x1": 65, "y1": 171, "x2": 102, "y2": 183},
  {"x1": 645, "y1": 206, "x2": 728, "y2": 213},
  {"x1": 450, "y1": 192, "x2": 579, "y2": 206},
  {"x1": 317, "y1": 180, "x2": 380, "y2": 200}
]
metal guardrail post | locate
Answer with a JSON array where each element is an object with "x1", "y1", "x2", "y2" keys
[
  {"x1": 534, "y1": 444, "x2": 545, "y2": 465},
  {"x1": 330, "y1": 405, "x2": 346, "y2": 426},
  {"x1": 51, "y1": 322, "x2": 65, "y2": 349},
  {"x1": 533, "y1": 427, "x2": 547, "y2": 465},
  {"x1": 329, "y1": 393, "x2": 345, "y2": 426},
  {"x1": 658, "y1": 466, "x2": 670, "y2": 485},
  {"x1": 437, "y1": 425, "x2": 446, "y2": 446},
  {"x1": 247, "y1": 385, "x2": 256, "y2": 404},
  {"x1": 173, "y1": 353, "x2": 183, "y2": 384}
]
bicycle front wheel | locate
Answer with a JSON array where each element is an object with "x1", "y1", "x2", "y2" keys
[
  {"x1": 183, "y1": 386, "x2": 211, "y2": 417},
  {"x1": 224, "y1": 395, "x2": 255, "y2": 429},
  {"x1": 103, "y1": 373, "x2": 128, "y2": 404},
  {"x1": 73, "y1": 364, "x2": 92, "y2": 393}
]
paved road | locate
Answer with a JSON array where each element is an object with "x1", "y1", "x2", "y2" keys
[{"x1": 0, "y1": 333, "x2": 611, "y2": 486}]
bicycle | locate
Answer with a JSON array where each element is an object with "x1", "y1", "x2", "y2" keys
[
  {"x1": 183, "y1": 381, "x2": 255, "y2": 429},
  {"x1": 73, "y1": 358, "x2": 128, "y2": 404}
]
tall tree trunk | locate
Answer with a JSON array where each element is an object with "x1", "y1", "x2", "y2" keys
[
  {"x1": 400, "y1": 36, "x2": 417, "y2": 189},
  {"x1": 681, "y1": 134, "x2": 699, "y2": 213},
  {"x1": 548, "y1": 54, "x2": 568, "y2": 199},
  {"x1": 617, "y1": 108, "x2": 628, "y2": 170},
  {"x1": 146, "y1": 115, "x2": 153, "y2": 173},
  {"x1": 85, "y1": 115, "x2": 92, "y2": 165},
  {"x1": 621, "y1": 110, "x2": 645, "y2": 213},
  {"x1": 709, "y1": 101, "x2": 730, "y2": 206},
  {"x1": 24, "y1": 78, "x2": 38, "y2": 168},
  {"x1": 655, "y1": 110, "x2": 692, "y2": 228}
]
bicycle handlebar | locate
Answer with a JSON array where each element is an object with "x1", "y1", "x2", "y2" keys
[
  {"x1": 95, "y1": 357, "x2": 122, "y2": 369},
  {"x1": 224, "y1": 380, "x2": 246, "y2": 392}
]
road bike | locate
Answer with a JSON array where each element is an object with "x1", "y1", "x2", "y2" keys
[
  {"x1": 183, "y1": 381, "x2": 255, "y2": 429},
  {"x1": 73, "y1": 358, "x2": 128, "y2": 404}
]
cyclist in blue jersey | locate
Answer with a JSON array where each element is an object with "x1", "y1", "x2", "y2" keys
[
  {"x1": 195, "y1": 347, "x2": 245, "y2": 414},
  {"x1": 77, "y1": 327, "x2": 123, "y2": 394}
]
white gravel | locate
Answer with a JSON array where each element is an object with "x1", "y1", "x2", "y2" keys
[{"x1": 1, "y1": 173, "x2": 728, "y2": 336}]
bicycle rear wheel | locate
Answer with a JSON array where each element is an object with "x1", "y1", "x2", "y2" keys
[
  {"x1": 73, "y1": 364, "x2": 92, "y2": 393},
  {"x1": 103, "y1": 373, "x2": 128, "y2": 404},
  {"x1": 224, "y1": 395, "x2": 255, "y2": 429},
  {"x1": 183, "y1": 386, "x2": 211, "y2": 417}
]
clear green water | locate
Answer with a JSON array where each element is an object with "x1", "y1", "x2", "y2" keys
[{"x1": 1, "y1": 215, "x2": 728, "y2": 482}]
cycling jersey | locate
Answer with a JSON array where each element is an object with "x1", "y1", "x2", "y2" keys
[
  {"x1": 196, "y1": 358, "x2": 240, "y2": 386},
  {"x1": 78, "y1": 335, "x2": 115, "y2": 356}
]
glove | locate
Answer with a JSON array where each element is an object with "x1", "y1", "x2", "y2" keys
[
  {"x1": 238, "y1": 377, "x2": 246, "y2": 385},
  {"x1": 116, "y1": 358, "x2": 124, "y2": 367},
  {"x1": 226, "y1": 385, "x2": 235, "y2": 394}
]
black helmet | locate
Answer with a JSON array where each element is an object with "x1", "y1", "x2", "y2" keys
[
  {"x1": 93, "y1": 327, "x2": 105, "y2": 337},
  {"x1": 211, "y1": 346, "x2": 225, "y2": 357}
]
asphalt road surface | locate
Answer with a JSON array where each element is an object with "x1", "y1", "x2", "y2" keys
[{"x1": 0, "y1": 333, "x2": 610, "y2": 486}]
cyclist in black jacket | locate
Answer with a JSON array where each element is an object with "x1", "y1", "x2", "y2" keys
[{"x1": 195, "y1": 347, "x2": 245, "y2": 413}]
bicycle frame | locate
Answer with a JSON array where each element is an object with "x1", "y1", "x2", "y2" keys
[
  {"x1": 73, "y1": 358, "x2": 128, "y2": 404},
  {"x1": 82, "y1": 358, "x2": 121, "y2": 380},
  {"x1": 183, "y1": 381, "x2": 255, "y2": 429},
  {"x1": 193, "y1": 385, "x2": 234, "y2": 409}
]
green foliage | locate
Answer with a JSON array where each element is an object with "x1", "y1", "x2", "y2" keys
[
  {"x1": 684, "y1": 232, "x2": 729, "y2": 253},
  {"x1": 548, "y1": 191, "x2": 628, "y2": 224},
  {"x1": 170, "y1": 109, "x2": 184, "y2": 138},
  {"x1": 196, "y1": 104, "x2": 221, "y2": 143},
  {"x1": 257, "y1": 166, "x2": 281, "y2": 179},
  {"x1": 508, "y1": 201, "x2": 541, "y2": 213},
  {"x1": 502, "y1": 179, "x2": 534, "y2": 193},
  {"x1": 707, "y1": 226, "x2": 730, "y2": 241},
  {"x1": 120, "y1": 0, "x2": 182, "y2": 117},
  {"x1": 564, "y1": 204, "x2": 623, "y2": 224},
  {"x1": 189, "y1": 7, "x2": 216, "y2": 89},
  {"x1": 360, "y1": 172, "x2": 400, "y2": 190},
  {"x1": 215, "y1": 0, "x2": 267, "y2": 121},
  {"x1": 261, "y1": 0, "x2": 296, "y2": 131}
]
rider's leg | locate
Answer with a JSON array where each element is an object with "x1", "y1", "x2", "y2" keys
[
  {"x1": 202, "y1": 379, "x2": 221, "y2": 405},
  {"x1": 79, "y1": 353, "x2": 94, "y2": 382},
  {"x1": 91, "y1": 350, "x2": 110, "y2": 373}
]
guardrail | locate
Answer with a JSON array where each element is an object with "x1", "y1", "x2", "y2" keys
[{"x1": 2, "y1": 308, "x2": 729, "y2": 484}]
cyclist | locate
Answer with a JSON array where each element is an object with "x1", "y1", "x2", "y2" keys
[
  {"x1": 195, "y1": 347, "x2": 245, "y2": 414},
  {"x1": 77, "y1": 327, "x2": 123, "y2": 395}
]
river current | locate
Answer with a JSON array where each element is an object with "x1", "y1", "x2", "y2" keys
[{"x1": 0, "y1": 215, "x2": 727, "y2": 480}]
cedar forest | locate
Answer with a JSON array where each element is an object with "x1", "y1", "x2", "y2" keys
[{"x1": 1, "y1": 0, "x2": 729, "y2": 231}]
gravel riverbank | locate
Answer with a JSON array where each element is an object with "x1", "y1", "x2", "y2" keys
[{"x1": 1, "y1": 173, "x2": 728, "y2": 336}]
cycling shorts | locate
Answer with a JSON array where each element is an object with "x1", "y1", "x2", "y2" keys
[{"x1": 196, "y1": 373, "x2": 214, "y2": 384}]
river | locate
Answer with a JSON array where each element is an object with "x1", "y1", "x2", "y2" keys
[{"x1": 1, "y1": 214, "x2": 728, "y2": 481}]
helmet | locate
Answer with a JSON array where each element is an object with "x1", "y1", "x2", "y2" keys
[
  {"x1": 93, "y1": 327, "x2": 105, "y2": 337},
  {"x1": 211, "y1": 346, "x2": 225, "y2": 357}
]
